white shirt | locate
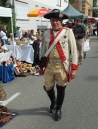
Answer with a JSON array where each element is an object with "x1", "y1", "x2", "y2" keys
[
  {"x1": 0, "y1": 30, "x2": 7, "y2": 40},
  {"x1": 16, "y1": 28, "x2": 23, "y2": 39},
  {"x1": 53, "y1": 30, "x2": 58, "y2": 35},
  {"x1": 19, "y1": 28, "x2": 22, "y2": 38}
]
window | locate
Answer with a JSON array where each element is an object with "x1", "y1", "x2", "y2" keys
[
  {"x1": 64, "y1": 0, "x2": 68, "y2": 2},
  {"x1": 57, "y1": 0, "x2": 61, "y2": 7},
  {"x1": 15, "y1": 0, "x2": 29, "y2": 20}
]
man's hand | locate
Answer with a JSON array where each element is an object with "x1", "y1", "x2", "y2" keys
[
  {"x1": 70, "y1": 70, "x2": 77, "y2": 79},
  {"x1": 39, "y1": 67, "x2": 45, "y2": 75},
  {"x1": 75, "y1": 35, "x2": 78, "y2": 38},
  {"x1": 84, "y1": 37, "x2": 86, "y2": 41}
]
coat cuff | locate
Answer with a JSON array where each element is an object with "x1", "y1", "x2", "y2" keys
[{"x1": 71, "y1": 64, "x2": 78, "y2": 70}]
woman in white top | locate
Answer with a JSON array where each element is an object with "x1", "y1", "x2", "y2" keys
[
  {"x1": 29, "y1": 29, "x2": 37, "y2": 40},
  {"x1": 0, "y1": 25, "x2": 8, "y2": 45}
]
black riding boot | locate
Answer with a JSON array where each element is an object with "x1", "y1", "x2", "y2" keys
[
  {"x1": 55, "y1": 85, "x2": 66, "y2": 121},
  {"x1": 44, "y1": 86, "x2": 56, "y2": 113}
]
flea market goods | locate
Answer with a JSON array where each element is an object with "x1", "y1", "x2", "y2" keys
[{"x1": 0, "y1": 88, "x2": 6, "y2": 101}]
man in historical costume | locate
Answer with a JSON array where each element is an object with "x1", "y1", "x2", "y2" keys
[{"x1": 39, "y1": 9, "x2": 78, "y2": 121}]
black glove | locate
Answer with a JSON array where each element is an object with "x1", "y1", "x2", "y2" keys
[{"x1": 39, "y1": 56, "x2": 47, "y2": 68}]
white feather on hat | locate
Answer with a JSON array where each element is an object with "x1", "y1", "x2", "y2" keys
[{"x1": 44, "y1": 9, "x2": 69, "y2": 19}]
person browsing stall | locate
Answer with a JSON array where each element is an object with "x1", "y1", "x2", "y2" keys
[{"x1": 0, "y1": 25, "x2": 8, "y2": 45}]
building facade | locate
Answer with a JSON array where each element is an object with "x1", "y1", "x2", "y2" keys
[
  {"x1": 71, "y1": 0, "x2": 93, "y2": 17},
  {"x1": 9, "y1": 0, "x2": 68, "y2": 33}
]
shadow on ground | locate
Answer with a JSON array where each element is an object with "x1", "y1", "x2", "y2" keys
[
  {"x1": 8, "y1": 107, "x2": 54, "y2": 120},
  {"x1": 88, "y1": 57, "x2": 98, "y2": 58},
  {"x1": 85, "y1": 75, "x2": 98, "y2": 81}
]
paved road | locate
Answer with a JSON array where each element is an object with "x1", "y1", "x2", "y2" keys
[{"x1": 0, "y1": 36, "x2": 98, "y2": 129}]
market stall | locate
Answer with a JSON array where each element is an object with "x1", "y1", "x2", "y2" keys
[
  {"x1": 5, "y1": 45, "x2": 34, "y2": 64},
  {"x1": 0, "y1": 51, "x2": 12, "y2": 62},
  {"x1": 0, "y1": 64, "x2": 14, "y2": 83},
  {"x1": 0, "y1": 6, "x2": 14, "y2": 45},
  {"x1": 0, "y1": 6, "x2": 15, "y2": 83},
  {"x1": 0, "y1": 48, "x2": 15, "y2": 83},
  {"x1": 4, "y1": 36, "x2": 41, "y2": 77},
  {"x1": 63, "y1": 4, "x2": 88, "y2": 19}
]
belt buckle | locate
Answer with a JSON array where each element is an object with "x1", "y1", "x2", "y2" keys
[{"x1": 53, "y1": 59, "x2": 57, "y2": 63}]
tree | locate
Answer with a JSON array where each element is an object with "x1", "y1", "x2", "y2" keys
[
  {"x1": 0, "y1": 0, "x2": 18, "y2": 38},
  {"x1": 69, "y1": 0, "x2": 76, "y2": 3},
  {"x1": 93, "y1": 0, "x2": 98, "y2": 17}
]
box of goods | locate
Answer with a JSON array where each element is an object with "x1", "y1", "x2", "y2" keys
[
  {"x1": 14, "y1": 61, "x2": 40, "y2": 77},
  {"x1": 14, "y1": 66, "x2": 31, "y2": 77},
  {"x1": 0, "y1": 64, "x2": 15, "y2": 83},
  {"x1": 17, "y1": 40, "x2": 24, "y2": 46}
]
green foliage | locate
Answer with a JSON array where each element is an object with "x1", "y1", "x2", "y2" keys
[
  {"x1": 0, "y1": 0, "x2": 7, "y2": 6},
  {"x1": 0, "y1": 0, "x2": 18, "y2": 38},
  {"x1": 93, "y1": 0, "x2": 98, "y2": 17},
  {"x1": 69, "y1": 0, "x2": 76, "y2": 3},
  {"x1": 93, "y1": 0, "x2": 97, "y2": 6}
]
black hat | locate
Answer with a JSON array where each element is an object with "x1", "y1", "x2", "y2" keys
[
  {"x1": 43, "y1": 9, "x2": 69, "y2": 19},
  {"x1": 75, "y1": 18, "x2": 82, "y2": 22}
]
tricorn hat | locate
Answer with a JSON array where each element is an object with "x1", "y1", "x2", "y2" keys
[{"x1": 44, "y1": 9, "x2": 69, "y2": 19}]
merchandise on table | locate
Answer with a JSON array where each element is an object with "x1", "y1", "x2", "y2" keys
[{"x1": 14, "y1": 59, "x2": 40, "y2": 76}]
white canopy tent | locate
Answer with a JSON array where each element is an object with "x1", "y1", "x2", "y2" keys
[
  {"x1": 0, "y1": 6, "x2": 16, "y2": 64},
  {"x1": 0, "y1": 6, "x2": 14, "y2": 44}
]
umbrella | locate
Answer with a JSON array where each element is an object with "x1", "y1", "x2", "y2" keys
[
  {"x1": 88, "y1": 16, "x2": 96, "y2": 23},
  {"x1": 27, "y1": 8, "x2": 51, "y2": 17},
  {"x1": 27, "y1": 8, "x2": 51, "y2": 29}
]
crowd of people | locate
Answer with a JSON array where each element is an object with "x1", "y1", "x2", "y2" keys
[
  {"x1": 14, "y1": 18, "x2": 98, "y2": 66},
  {"x1": 0, "y1": 17, "x2": 97, "y2": 68},
  {"x1": 62, "y1": 18, "x2": 98, "y2": 61},
  {"x1": 0, "y1": 8, "x2": 97, "y2": 122},
  {"x1": 15, "y1": 28, "x2": 44, "y2": 41},
  {"x1": 63, "y1": 19, "x2": 98, "y2": 37},
  {"x1": 0, "y1": 25, "x2": 45, "y2": 46}
]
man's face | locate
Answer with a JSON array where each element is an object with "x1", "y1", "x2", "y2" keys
[
  {"x1": 76, "y1": 21, "x2": 81, "y2": 26},
  {"x1": 31, "y1": 30, "x2": 34, "y2": 34},
  {"x1": 50, "y1": 18, "x2": 62, "y2": 31},
  {"x1": 3, "y1": 26, "x2": 6, "y2": 30},
  {"x1": 37, "y1": 29, "x2": 40, "y2": 33}
]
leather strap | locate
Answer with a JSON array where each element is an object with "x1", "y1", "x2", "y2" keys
[{"x1": 44, "y1": 28, "x2": 66, "y2": 57}]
